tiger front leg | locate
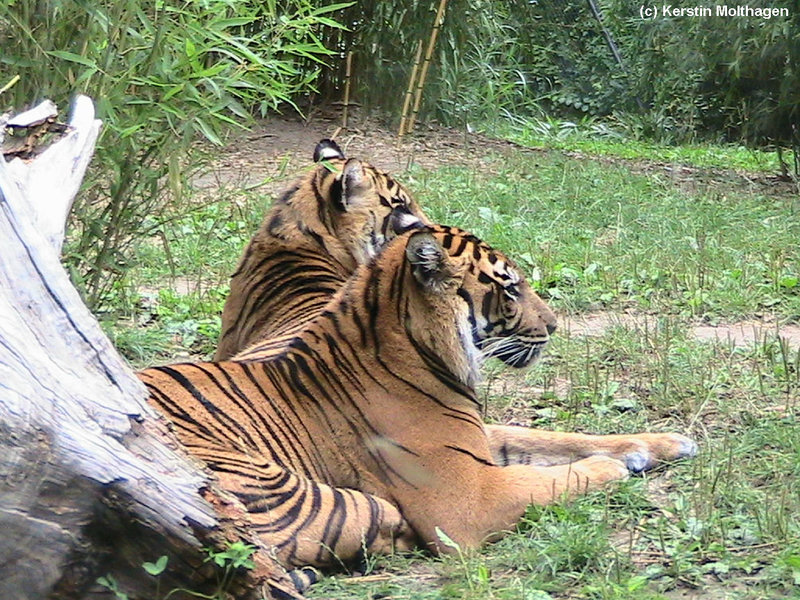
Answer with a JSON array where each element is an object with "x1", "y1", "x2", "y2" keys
[
  {"x1": 406, "y1": 455, "x2": 630, "y2": 554},
  {"x1": 485, "y1": 424, "x2": 698, "y2": 472}
]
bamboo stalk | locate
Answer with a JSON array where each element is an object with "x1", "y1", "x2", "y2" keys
[
  {"x1": 586, "y1": 0, "x2": 645, "y2": 110},
  {"x1": 408, "y1": 0, "x2": 448, "y2": 134},
  {"x1": 342, "y1": 51, "x2": 353, "y2": 129},
  {"x1": 0, "y1": 74, "x2": 20, "y2": 96},
  {"x1": 398, "y1": 40, "x2": 424, "y2": 137}
]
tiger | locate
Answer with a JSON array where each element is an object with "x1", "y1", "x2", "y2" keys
[
  {"x1": 214, "y1": 139, "x2": 428, "y2": 361},
  {"x1": 141, "y1": 225, "x2": 697, "y2": 594}
]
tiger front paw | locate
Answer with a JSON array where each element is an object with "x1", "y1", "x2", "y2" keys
[
  {"x1": 574, "y1": 455, "x2": 631, "y2": 482},
  {"x1": 622, "y1": 433, "x2": 698, "y2": 473}
]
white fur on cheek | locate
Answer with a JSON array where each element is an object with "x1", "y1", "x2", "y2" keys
[
  {"x1": 397, "y1": 213, "x2": 422, "y2": 229},
  {"x1": 353, "y1": 217, "x2": 382, "y2": 264},
  {"x1": 456, "y1": 303, "x2": 483, "y2": 387},
  {"x1": 352, "y1": 241, "x2": 371, "y2": 265}
]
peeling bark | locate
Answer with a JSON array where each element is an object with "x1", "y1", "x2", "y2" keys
[{"x1": 0, "y1": 96, "x2": 298, "y2": 600}]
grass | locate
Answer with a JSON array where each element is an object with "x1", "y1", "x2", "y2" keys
[
  {"x1": 406, "y1": 153, "x2": 800, "y2": 322},
  {"x1": 497, "y1": 116, "x2": 794, "y2": 174},
  {"x1": 101, "y1": 180, "x2": 271, "y2": 363},
  {"x1": 107, "y1": 126, "x2": 800, "y2": 599}
]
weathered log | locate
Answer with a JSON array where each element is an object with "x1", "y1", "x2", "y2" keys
[{"x1": 0, "y1": 97, "x2": 297, "y2": 600}]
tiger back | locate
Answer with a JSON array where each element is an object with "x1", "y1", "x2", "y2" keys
[{"x1": 214, "y1": 139, "x2": 428, "y2": 360}]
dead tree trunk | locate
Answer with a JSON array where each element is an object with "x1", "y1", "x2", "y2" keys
[{"x1": 0, "y1": 97, "x2": 299, "y2": 600}]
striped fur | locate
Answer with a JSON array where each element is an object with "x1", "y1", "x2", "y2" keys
[
  {"x1": 143, "y1": 225, "x2": 561, "y2": 563},
  {"x1": 143, "y1": 225, "x2": 696, "y2": 593},
  {"x1": 215, "y1": 139, "x2": 428, "y2": 361}
]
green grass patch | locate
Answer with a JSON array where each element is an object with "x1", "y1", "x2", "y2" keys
[
  {"x1": 407, "y1": 152, "x2": 800, "y2": 321},
  {"x1": 103, "y1": 184, "x2": 270, "y2": 366},
  {"x1": 499, "y1": 117, "x2": 791, "y2": 174}
]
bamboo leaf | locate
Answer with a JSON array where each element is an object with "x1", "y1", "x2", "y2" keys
[
  {"x1": 307, "y1": 2, "x2": 355, "y2": 17},
  {"x1": 194, "y1": 117, "x2": 222, "y2": 145},
  {"x1": 47, "y1": 50, "x2": 97, "y2": 69},
  {"x1": 209, "y1": 17, "x2": 257, "y2": 30}
]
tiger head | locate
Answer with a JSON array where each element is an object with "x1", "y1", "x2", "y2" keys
[
  {"x1": 394, "y1": 226, "x2": 557, "y2": 388},
  {"x1": 216, "y1": 140, "x2": 430, "y2": 360},
  {"x1": 270, "y1": 139, "x2": 429, "y2": 268}
]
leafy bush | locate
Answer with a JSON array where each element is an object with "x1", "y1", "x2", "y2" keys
[
  {"x1": 313, "y1": 0, "x2": 797, "y2": 164},
  {"x1": 605, "y1": 0, "x2": 800, "y2": 155},
  {"x1": 0, "y1": 0, "x2": 346, "y2": 308},
  {"x1": 310, "y1": 0, "x2": 640, "y2": 129}
]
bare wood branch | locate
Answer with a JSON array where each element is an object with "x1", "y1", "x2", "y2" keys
[
  {"x1": 6, "y1": 99, "x2": 58, "y2": 128},
  {"x1": 0, "y1": 96, "x2": 297, "y2": 600},
  {"x1": 3, "y1": 96, "x2": 101, "y2": 254}
]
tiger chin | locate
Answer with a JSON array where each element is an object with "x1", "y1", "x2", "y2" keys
[
  {"x1": 141, "y1": 225, "x2": 697, "y2": 596},
  {"x1": 215, "y1": 139, "x2": 428, "y2": 361}
]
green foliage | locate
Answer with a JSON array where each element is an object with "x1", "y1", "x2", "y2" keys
[
  {"x1": 506, "y1": 115, "x2": 786, "y2": 172},
  {"x1": 5, "y1": 0, "x2": 795, "y2": 178},
  {"x1": 434, "y1": 0, "x2": 535, "y2": 132},
  {"x1": 142, "y1": 555, "x2": 169, "y2": 577},
  {"x1": 513, "y1": 1, "x2": 637, "y2": 118},
  {"x1": 203, "y1": 542, "x2": 257, "y2": 599},
  {"x1": 103, "y1": 184, "x2": 267, "y2": 365},
  {"x1": 313, "y1": 0, "x2": 543, "y2": 131},
  {"x1": 97, "y1": 543, "x2": 256, "y2": 600},
  {"x1": 205, "y1": 541, "x2": 257, "y2": 571},
  {"x1": 312, "y1": 0, "x2": 641, "y2": 127},
  {"x1": 603, "y1": 1, "x2": 800, "y2": 156},
  {"x1": 0, "y1": 0, "x2": 344, "y2": 308},
  {"x1": 310, "y1": 1, "x2": 797, "y2": 165},
  {"x1": 97, "y1": 575, "x2": 129, "y2": 600},
  {"x1": 507, "y1": 499, "x2": 616, "y2": 584}
]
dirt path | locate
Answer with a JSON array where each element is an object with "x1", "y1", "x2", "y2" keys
[
  {"x1": 204, "y1": 113, "x2": 800, "y2": 350},
  {"x1": 195, "y1": 112, "x2": 518, "y2": 196},
  {"x1": 565, "y1": 311, "x2": 800, "y2": 350}
]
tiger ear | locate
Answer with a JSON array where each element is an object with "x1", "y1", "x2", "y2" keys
[
  {"x1": 313, "y1": 138, "x2": 344, "y2": 162},
  {"x1": 406, "y1": 231, "x2": 454, "y2": 292},
  {"x1": 333, "y1": 158, "x2": 374, "y2": 211}
]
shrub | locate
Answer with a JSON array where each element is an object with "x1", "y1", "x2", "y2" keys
[{"x1": 0, "y1": 0, "x2": 347, "y2": 308}]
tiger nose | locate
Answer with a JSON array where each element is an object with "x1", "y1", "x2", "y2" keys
[{"x1": 546, "y1": 320, "x2": 557, "y2": 335}]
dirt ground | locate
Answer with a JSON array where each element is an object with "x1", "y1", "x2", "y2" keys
[
  {"x1": 204, "y1": 112, "x2": 800, "y2": 350},
  {"x1": 567, "y1": 311, "x2": 800, "y2": 350},
  {"x1": 195, "y1": 111, "x2": 523, "y2": 194}
]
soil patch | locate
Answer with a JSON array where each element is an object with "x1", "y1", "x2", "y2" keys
[
  {"x1": 194, "y1": 111, "x2": 525, "y2": 197},
  {"x1": 564, "y1": 311, "x2": 800, "y2": 350}
]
